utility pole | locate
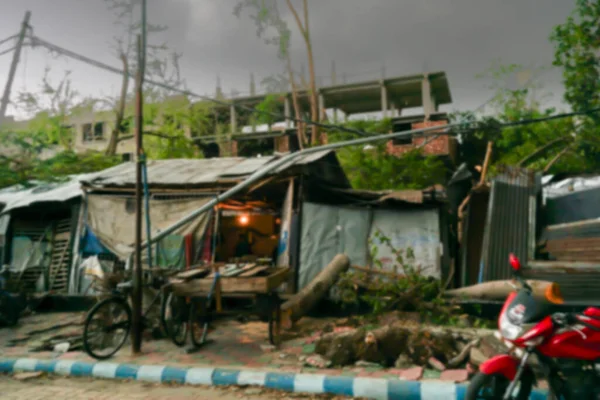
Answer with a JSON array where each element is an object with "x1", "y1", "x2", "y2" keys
[
  {"x1": 0, "y1": 11, "x2": 31, "y2": 123},
  {"x1": 132, "y1": 0, "x2": 147, "y2": 355}
]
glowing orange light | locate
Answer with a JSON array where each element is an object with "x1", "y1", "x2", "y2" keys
[{"x1": 239, "y1": 215, "x2": 249, "y2": 225}]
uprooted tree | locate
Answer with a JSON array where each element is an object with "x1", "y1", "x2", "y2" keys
[{"x1": 311, "y1": 230, "x2": 488, "y2": 368}]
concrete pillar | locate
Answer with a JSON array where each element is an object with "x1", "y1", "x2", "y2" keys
[
  {"x1": 230, "y1": 104, "x2": 237, "y2": 134},
  {"x1": 284, "y1": 96, "x2": 291, "y2": 128},
  {"x1": 250, "y1": 73, "x2": 256, "y2": 96},
  {"x1": 318, "y1": 92, "x2": 325, "y2": 121},
  {"x1": 422, "y1": 74, "x2": 435, "y2": 121},
  {"x1": 331, "y1": 61, "x2": 338, "y2": 122},
  {"x1": 216, "y1": 75, "x2": 224, "y2": 99},
  {"x1": 380, "y1": 82, "x2": 388, "y2": 118}
]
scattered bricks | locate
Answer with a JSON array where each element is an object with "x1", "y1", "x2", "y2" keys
[
  {"x1": 398, "y1": 366, "x2": 424, "y2": 381},
  {"x1": 333, "y1": 326, "x2": 354, "y2": 334},
  {"x1": 440, "y1": 369, "x2": 469, "y2": 383},
  {"x1": 428, "y1": 357, "x2": 446, "y2": 371},
  {"x1": 305, "y1": 354, "x2": 332, "y2": 369}
]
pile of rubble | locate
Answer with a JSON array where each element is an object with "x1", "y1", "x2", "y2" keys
[{"x1": 300, "y1": 316, "x2": 508, "y2": 376}]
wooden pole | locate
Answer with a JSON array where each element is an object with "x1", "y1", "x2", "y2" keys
[
  {"x1": 0, "y1": 11, "x2": 31, "y2": 123},
  {"x1": 131, "y1": 34, "x2": 145, "y2": 355},
  {"x1": 479, "y1": 141, "x2": 493, "y2": 185}
]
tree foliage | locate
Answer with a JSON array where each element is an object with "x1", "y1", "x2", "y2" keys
[
  {"x1": 449, "y1": 62, "x2": 599, "y2": 175},
  {"x1": 0, "y1": 130, "x2": 119, "y2": 189},
  {"x1": 330, "y1": 119, "x2": 447, "y2": 191},
  {"x1": 551, "y1": 0, "x2": 600, "y2": 116}
]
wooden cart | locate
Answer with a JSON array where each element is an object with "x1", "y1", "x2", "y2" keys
[{"x1": 166, "y1": 263, "x2": 290, "y2": 350}]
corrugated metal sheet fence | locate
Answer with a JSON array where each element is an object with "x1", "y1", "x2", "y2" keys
[{"x1": 479, "y1": 167, "x2": 540, "y2": 282}]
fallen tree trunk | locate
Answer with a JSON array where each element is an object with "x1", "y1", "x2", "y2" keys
[
  {"x1": 445, "y1": 280, "x2": 554, "y2": 301},
  {"x1": 282, "y1": 254, "x2": 350, "y2": 319},
  {"x1": 281, "y1": 254, "x2": 350, "y2": 326}
]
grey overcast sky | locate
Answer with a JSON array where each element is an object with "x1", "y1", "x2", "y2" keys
[{"x1": 0, "y1": 0, "x2": 575, "y2": 119}]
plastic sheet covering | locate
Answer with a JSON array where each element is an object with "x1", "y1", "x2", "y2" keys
[
  {"x1": 369, "y1": 209, "x2": 441, "y2": 279},
  {"x1": 86, "y1": 195, "x2": 212, "y2": 261},
  {"x1": 299, "y1": 202, "x2": 371, "y2": 290},
  {"x1": 10, "y1": 236, "x2": 49, "y2": 272}
]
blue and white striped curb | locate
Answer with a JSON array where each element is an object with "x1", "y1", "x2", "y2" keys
[{"x1": 0, "y1": 358, "x2": 548, "y2": 399}]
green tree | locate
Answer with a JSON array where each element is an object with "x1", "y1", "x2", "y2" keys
[
  {"x1": 450, "y1": 63, "x2": 593, "y2": 175},
  {"x1": 330, "y1": 119, "x2": 447, "y2": 190},
  {"x1": 551, "y1": 0, "x2": 600, "y2": 116},
  {"x1": 102, "y1": 0, "x2": 185, "y2": 155},
  {"x1": 234, "y1": 0, "x2": 312, "y2": 148}
]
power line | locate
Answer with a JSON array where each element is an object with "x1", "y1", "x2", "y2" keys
[
  {"x1": 28, "y1": 34, "x2": 386, "y2": 138},
  {"x1": 0, "y1": 34, "x2": 17, "y2": 48},
  {"x1": 20, "y1": 34, "x2": 599, "y2": 140},
  {"x1": 0, "y1": 46, "x2": 16, "y2": 58}
]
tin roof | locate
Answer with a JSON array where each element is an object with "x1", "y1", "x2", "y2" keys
[
  {"x1": 83, "y1": 150, "x2": 345, "y2": 189},
  {"x1": 0, "y1": 164, "x2": 126, "y2": 215}
]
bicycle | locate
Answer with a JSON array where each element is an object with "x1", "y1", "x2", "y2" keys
[{"x1": 82, "y1": 273, "x2": 187, "y2": 360}]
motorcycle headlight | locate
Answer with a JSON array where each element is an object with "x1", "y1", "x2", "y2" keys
[{"x1": 500, "y1": 312, "x2": 523, "y2": 340}]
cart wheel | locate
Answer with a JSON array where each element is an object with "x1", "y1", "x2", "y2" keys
[
  {"x1": 190, "y1": 298, "x2": 211, "y2": 348},
  {"x1": 160, "y1": 292, "x2": 189, "y2": 347},
  {"x1": 268, "y1": 304, "x2": 281, "y2": 346}
]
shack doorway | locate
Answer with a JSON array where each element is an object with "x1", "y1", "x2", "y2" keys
[{"x1": 215, "y1": 209, "x2": 281, "y2": 264}]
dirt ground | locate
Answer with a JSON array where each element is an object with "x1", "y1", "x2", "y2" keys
[{"x1": 0, "y1": 374, "x2": 354, "y2": 400}]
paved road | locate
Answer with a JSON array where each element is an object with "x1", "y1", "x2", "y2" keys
[{"x1": 0, "y1": 375, "x2": 350, "y2": 400}]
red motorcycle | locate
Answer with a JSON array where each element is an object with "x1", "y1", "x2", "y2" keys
[{"x1": 466, "y1": 254, "x2": 600, "y2": 399}]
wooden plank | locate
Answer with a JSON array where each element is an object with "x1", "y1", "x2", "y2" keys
[
  {"x1": 174, "y1": 267, "x2": 210, "y2": 281},
  {"x1": 171, "y1": 267, "x2": 290, "y2": 296},
  {"x1": 224, "y1": 263, "x2": 257, "y2": 277},
  {"x1": 237, "y1": 265, "x2": 268, "y2": 277}
]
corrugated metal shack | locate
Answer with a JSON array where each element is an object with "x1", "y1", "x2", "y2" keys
[
  {"x1": 298, "y1": 184, "x2": 452, "y2": 290},
  {"x1": 460, "y1": 166, "x2": 541, "y2": 286},
  {"x1": 533, "y1": 175, "x2": 600, "y2": 304},
  {"x1": 0, "y1": 167, "x2": 123, "y2": 294},
  {"x1": 73, "y1": 150, "x2": 351, "y2": 295},
  {"x1": 461, "y1": 169, "x2": 600, "y2": 305}
]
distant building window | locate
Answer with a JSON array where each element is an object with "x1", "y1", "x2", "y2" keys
[
  {"x1": 82, "y1": 122, "x2": 106, "y2": 142},
  {"x1": 94, "y1": 122, "x2": 104, "y2": 140}
]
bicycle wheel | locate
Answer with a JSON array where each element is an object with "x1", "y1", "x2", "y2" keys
[
  {"x1": 160, "y1": 292, "x2": 189, "y2": 347},
  {"x1": 190, "y1": 298, "x2": 211, "y2": 348},
  {"x1": 83, "y1": 297, "x2": 131, "y2": 360}
]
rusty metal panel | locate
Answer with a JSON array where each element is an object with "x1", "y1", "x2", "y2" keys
[
  {"x1": 542, "y1": 220, "x2": 600, "y2": 262},
  {"x1": 479, "y1": 166, "x2": 540, "y2": 282},
  {"x1": 524, "y1": 261, "x2": 600, "y2": 304}
]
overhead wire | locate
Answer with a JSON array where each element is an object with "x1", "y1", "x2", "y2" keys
[
  {"x1": 20, "y1": 34, "x2": 600, "y2": 142},
  {"x1": 0, "y1": 46, "x2": 17, "y2": 58},
  {"x1": 27, "y1": 34, "x2": 383, "y2": 138},
  {"x1": 0, "y1": 34, "x2": 17, "y2": 48}
]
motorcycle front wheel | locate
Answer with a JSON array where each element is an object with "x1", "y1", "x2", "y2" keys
[{"x1": 465, "y1": 371, "x2": 534, "y2": 400}]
